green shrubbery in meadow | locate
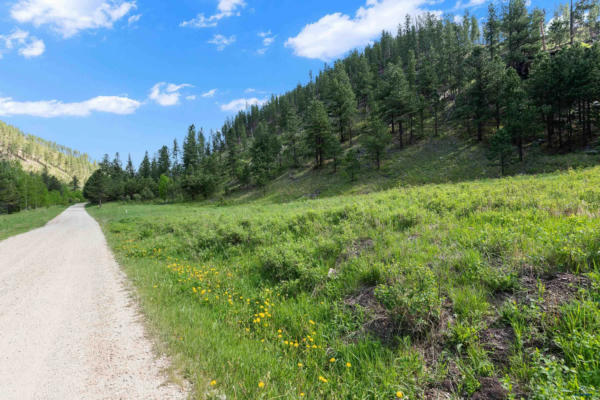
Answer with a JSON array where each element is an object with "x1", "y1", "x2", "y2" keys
[{"x1": 91, "y1": 167, "x2": 600, "y2": 399}]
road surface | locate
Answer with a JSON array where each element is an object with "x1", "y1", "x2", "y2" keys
[{"x1": 0, "y1": 204, "x2": 187, "y2": 399}]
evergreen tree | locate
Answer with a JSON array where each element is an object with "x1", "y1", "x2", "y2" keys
[
  {"x1": 125, "y1": 154, "x2": 135, "y2": 178},
  {"x1": 250, "y1": 123, "x2": 281, "y2": 186},
  {"x1": 487, "y1": 127, "x2": 513, "y2": 176},
  {"x1": 305, "y1": 99, "x2": 333, "y2": 168},
  {"x1": 328, "y1": 62, "x2": 357, "y2": 143},
  {"x1": 138, "y1": 152, "x2": 151, "y2": 179},
  {"x1": 361, "y1": 115, "x2": 391, "y2": 169},
  {"x1": 83, "y1": 169, "x2": 110, "y2": 206},
  {"x1": 378, "y1": 63, "x2": 410, "y2": 146},
  {"x1": 157, "y1": 145, "x2": 171, "y2": 177},
  {"x1": 183, "y1": 125, "x2": 199, "y2": 173},
  {"x1": 343, "y1": 149, "x2": 361, "y2": 181}
]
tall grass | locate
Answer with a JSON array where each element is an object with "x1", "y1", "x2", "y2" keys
[{"x1": 90, "y1": 166, "x2": 600, "y2": 399}]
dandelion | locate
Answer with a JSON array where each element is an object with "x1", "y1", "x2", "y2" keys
[
  {"x1": 346, "y1": 362, "x2": 351, "y2": 368},
  {"x1": 330, "y1": 357, "x2": 336, "y2": 363},
  {"x1": 300, "y1": 393, "x2": 305, "y2": 397},
  {"x1": 309, "y1": 320, "x2": 315, "y2": 325},
  {"x1": 258, "y1": 381, "x2": 265, "y2": 388},
  {"x1": 298, "y1": 362, "x2": 303, "y2": 367},
  {"x1": 396, "y1": 391, "x2": 403, "y2": 398},
  {"x1": 210, "y1": 380, "x2": 217, "y2": 386},
  {"x1": 318, "y1": 376, "x2": 328, "y2": 383}
]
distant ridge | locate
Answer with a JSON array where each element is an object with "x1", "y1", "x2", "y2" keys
[{"x1": 0, "y1": 120, "x2": 96, "y2": 183}]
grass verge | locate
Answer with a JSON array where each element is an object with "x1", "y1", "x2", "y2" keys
[{"x1": 0, "y1": 205, "x2": 67, "y2": 241}]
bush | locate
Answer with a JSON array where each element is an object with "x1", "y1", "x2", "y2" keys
[{"x1": 375, "y1": 265, "x2": 442, "y2": 336}]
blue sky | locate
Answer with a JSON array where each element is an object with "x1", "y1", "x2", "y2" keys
[{"x1": 0, "y1": 0, "x2": 558, "y2": 164}]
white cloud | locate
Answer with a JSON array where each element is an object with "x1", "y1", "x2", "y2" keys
[
  {"x1": 244, "y1": 88, "x2": 256, "y2": 93},
  {"x1": 186, "y1": 95, "x2": 197, "y2": 101},
  {"x1": 128, "y1": 14, "x2": 141, "y2": 25},
  {"x1": 149, "y1": 82, "x2": 192, "y2": 106},
  {"x1": 220, "y1": 97, "x2": 267, "y2": 112},
  {"x1": 11, "y1": 0, "x2": 137, "y2": 38},
  {"x1": 202, "y1": 89, "x2": 217, "y2": 98},
  {"x1": 257, "y1": 30, "x2": 276, "y2": 55},
  {"x1": 19, "y1": 38, "x2": 45, "y2": 57},
  {"x1": 180, "y1": 0, "x2": 245, "y2": 28},
  {"x1": 0, "y1": 95, "x2": 141, "y2": 117},
  {"x1": 208, "y1": 34, "x2": 236, "y2": 51},
  {"x1": 285, "y1": 0, "x2": 436, "y2": 61},
  {"x1": 0, "y1": 29, "x2": 45, "y2": 58},
  {"x1": 454, "y1": 0, "x2": 486, "y2": 10}
]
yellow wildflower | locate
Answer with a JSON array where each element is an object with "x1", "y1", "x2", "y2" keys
[
  {"x1": 258, "y1": 381, "x2": 265, "y2": 388},
  {"x1": 210, "y1": 380, "x2": 216, "y2": 386}
]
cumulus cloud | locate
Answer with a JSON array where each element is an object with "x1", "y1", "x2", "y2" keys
[
  {"x1": 208, "y1": 34, "x2": 236, "y2": 51},
  {"x1": 186, "y1": 95, "x2": 197, "y2": 101},
  {"x1": 285, "y1": 0, "x2": 435, "y2": 61},
  {"x1": 0, "y1": 29, "x2": 45, "y2": 58},
  {"x1": 220, "y1": 97, "x2": 267, "y2": 112},
  {"x1": 10, "y1": 0, "x2": 137, "y2": 38},
  {"x1": 180, "y1": 0, "x2": 246, "y2": 28},
  {"x1": 201, "y1": 89, "x2": 217, "y2": 98},
  {"x1": 149, "y1": 82, "x2": 192, "y2": 106},
  {"x1": 0, "y1": 95, "x2": 141, "y2": 117}
]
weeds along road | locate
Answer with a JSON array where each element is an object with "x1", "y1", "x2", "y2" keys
[{"x1": 0, "y1": 204, "x2": 186, "y2": 400}]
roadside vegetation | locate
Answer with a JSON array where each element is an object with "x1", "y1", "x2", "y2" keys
[
  {"x1": 0, "y1": 205, "x2": 66, "y2": 241},
  {"x1": 90, "y1": 166, "x2": 600, "y2": 399}
]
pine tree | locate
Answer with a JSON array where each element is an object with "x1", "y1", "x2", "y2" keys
[
  {"x1": 328, "y1": 62, "x2": 357, "y2": 144},
  {"x1": 138, "y1": 152, "x2": 151, "y2": 179},
  {"x1": 125, "y1": 154, "x2": 135, "y2": 178},
  {"x1": 157, "y1": 145, "x2": 171, "y2": 177},
  {"x1": 305, "y1": 99, "x2": 333, "y2": 168},
  {"x1": 250, "y1": 123, "x2": 281, "y2": 186},
  {"x1": 378, "y1": 63, "x2": 410, "y2": 146},
  {"x1": 485, "y1": 3, "x2": 501, "y2": 59},
  {"x1": 183, "y1": 125, "x2": 199, "y2": 173},
  {"x1": 361, "y1": 115, "x2": 391, "y2": 169}
]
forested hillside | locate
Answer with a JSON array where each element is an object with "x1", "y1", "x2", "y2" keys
[
  {"x1": 0, "y1": 120, "x2": 96, "y2": 183},
  {"x1": 0, "y1": 160, "x2": 84, "y2": 214},
  {"x1": 85, "y1": 0, "x2": 600, "y2": 204}
]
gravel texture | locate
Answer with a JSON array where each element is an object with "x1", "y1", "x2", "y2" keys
[{"x1": 0, "y1": 204, "x2": 188, "y2": 400}]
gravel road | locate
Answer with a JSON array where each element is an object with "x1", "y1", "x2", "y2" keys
[{"x1": 0, "y1": 204, "x2": 187, "y2": 400}]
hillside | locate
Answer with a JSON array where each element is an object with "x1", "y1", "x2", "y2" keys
[
  {"x1": 90, "y1": 165, "x2": 600, "y2": 399},
  {"x1": 226, "y1": 135, "x2": 600, "y2": 204},
  {"x1": 0, "y1": 120, "x2": 96, "y2": 183}
]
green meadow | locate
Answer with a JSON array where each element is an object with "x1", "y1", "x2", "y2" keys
[
  {"x1": 90, "y1": 166, "x2": 600, "y2": 399},
  {"x1": 0, "y1": 205, "x2": 66, "y2": 241}
]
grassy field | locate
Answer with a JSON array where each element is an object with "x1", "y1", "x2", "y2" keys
[
  {"x1": 0, "y1": 205, "x2": 67, "y2": 241},
  {"x1": 89, "y1": 166, "x2": 600, "y2": 399},
  {"x1": 226, "y1": 136, "x2": 600, "y2": 205}
]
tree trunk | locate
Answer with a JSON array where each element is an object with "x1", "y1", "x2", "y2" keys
[
  {"x1": 399, "y1": 119, "x2": 404, "y2": 148},
  {"x1": 477, "y1": 120, "x2": 483, "y2": 142},
  {"x1": 547, "y1": 113, "x2": 554, "y2": 148},
  {"x1": 419, "y1": 108, "x2": 424, "y2": 137},
  {"x1": 410, "y1": 115, "x2": 414, "y2": 144},
  {"x1": 434, "y1": 105, "x2": 438, "y2": 137}
]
